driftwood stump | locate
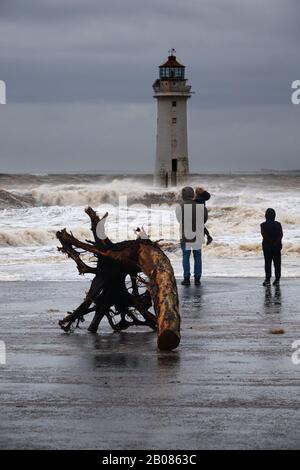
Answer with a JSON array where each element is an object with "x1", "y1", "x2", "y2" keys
[{"x1": 56, "y1": 207, "x2": 180, "y2": 350}]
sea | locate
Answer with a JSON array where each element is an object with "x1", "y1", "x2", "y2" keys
[{"x1": 0, "y1": 172, "x2": 299, "y2": 281}]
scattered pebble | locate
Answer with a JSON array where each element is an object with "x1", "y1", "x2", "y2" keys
[{"x1": 269, "y1": 328, "x2": 285, "y2": 335}]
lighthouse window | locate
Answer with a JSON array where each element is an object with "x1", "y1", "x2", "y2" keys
[
  {"x1": 172, "y1": 101, "x2": 177, "y2": 107},
  {"x1": 172, "y1": 117, "x2": 177, "y2": 124},
  {"x1": 160, "y1": 67, "x2": 184, "y2": 80},
  {"x1": 160, "y1": 67, "x2": 170, "y2": 78}
]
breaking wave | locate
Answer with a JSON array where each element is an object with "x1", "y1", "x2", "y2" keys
[
  {"x1": 0, "y1": 189, "x2": 35, "y2": 209},
  {"x1": 204, "y1": 242, "x2": 300, "y2": 257},
  {"x1": 1, "y1": 173, "x2": 299, "y2": 278},
  {"x1": 1, "y1": 226, "x2": 299, "y2": 262},
  {"x1": 30, "y1": 181, "x2": 178, "y2": 207},
  {"x1": 0, "y1": 227, "x2": 91, "y2": 247}
]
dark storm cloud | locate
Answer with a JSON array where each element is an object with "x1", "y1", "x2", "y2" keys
[
  {"x1": 0, "y1": 0, "x2": 299, "y2": 171},
  {"x1": 1, "y1": 0, "x2": 299, "y2": 106}
]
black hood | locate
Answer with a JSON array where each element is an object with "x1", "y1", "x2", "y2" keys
[
  {"x1": 181, "y1": 186, "x2": 194, "y2": 201},
  {"x1": 265, "y1": 208, "x2": 276, "y2": 221}
]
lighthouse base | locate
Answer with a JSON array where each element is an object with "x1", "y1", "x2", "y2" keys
[
  {"x1": 154, "y1": 173, "x2": 189, "y2": 188},
  {"x1": 154, "y1": 158, "x2": 189, "y2": 188}
]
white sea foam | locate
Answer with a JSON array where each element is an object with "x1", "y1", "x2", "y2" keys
[{"x1": 0, "y1": 173, "x2": 299, "y2": 280}]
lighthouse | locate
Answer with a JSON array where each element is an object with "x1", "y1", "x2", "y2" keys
[{"x1": 153, "y1": 49, "x2": 192, "y2": 187}]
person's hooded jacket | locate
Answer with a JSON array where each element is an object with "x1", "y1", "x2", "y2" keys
[
  {"x1": 260, "y1": 208, "x2": 283, "y2": 252},
  {"x1": 194, "y1": 190, "x2": 210, "y2": 223},
  {"x1": 194, "y1": 190, "x2": 211, "y2": 204}
]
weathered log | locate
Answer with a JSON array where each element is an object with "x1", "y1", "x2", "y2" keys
[
  {"x1": 137, "y1": 242, "x2": 180, "y2": 351},
  {"x1": 56, "y1": 207, "x2": 180, "y2": 350}
]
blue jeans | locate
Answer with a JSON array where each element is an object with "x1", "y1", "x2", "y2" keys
[{"x1": 181, "y1": 242, "x2": 202, "y2": 278}]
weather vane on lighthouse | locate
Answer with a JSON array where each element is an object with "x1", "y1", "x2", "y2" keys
[{"x1": 152, "y1": 50, "x2": 192, "y2": 187}]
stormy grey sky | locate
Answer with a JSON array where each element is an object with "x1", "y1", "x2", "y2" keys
[{"x1": 0, "y1": 0, "x2": 299, "y2": 173}]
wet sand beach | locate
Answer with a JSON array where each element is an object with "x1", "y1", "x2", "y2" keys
[{"x1": 0, "y1": 278, "x2": 300, "y2": 449}]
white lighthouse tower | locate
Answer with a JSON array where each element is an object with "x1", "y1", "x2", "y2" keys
[{"x1": 153, "y1": 50, "x2": 192, "y2": 187}]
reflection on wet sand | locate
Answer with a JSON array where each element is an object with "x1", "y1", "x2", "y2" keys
[{"x1": 264, "y1": 285, "x2": 282, "y2": 314}]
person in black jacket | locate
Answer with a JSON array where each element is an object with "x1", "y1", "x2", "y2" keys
[
  {"x1": 194, "y1": 187, "x2": 213, "y2": 245},
  {"x1": 260, "y1": 208, "x2": 283, "y2": 286}
]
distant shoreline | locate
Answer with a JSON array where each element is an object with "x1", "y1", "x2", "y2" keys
[{"x1": 1, "y1": 170, "x2": 300, "y2": 178}]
